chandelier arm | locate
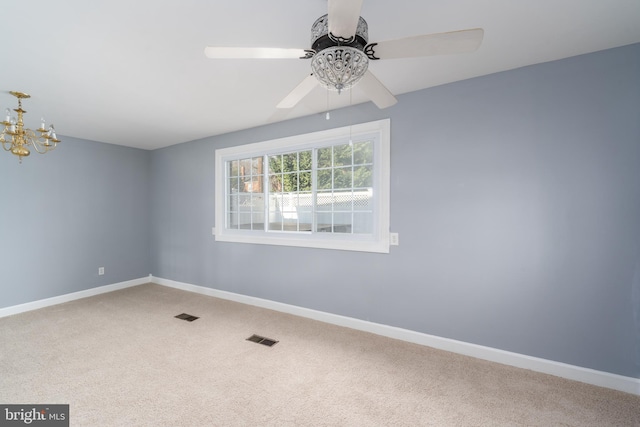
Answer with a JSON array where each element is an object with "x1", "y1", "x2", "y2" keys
[
  {"x1": 1, "y1": 128, "x2": 11, "y2": 151},
  {"x1": 2, "y1": 91, "x2": 61, "y2": 161},
  {"x1": 24, "y1": 129, "x2": 53, "y2": 154}
]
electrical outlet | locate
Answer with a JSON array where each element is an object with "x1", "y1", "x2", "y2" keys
[
  {"x1": 390, "y1": 233, "x2": 399, "y2": 246},
  {"x1": 98, "y1": 267, "x2": 105, "y2": 276},
  {"x1": 211, "y1": 227, "x2": 216, "y2": 236}
]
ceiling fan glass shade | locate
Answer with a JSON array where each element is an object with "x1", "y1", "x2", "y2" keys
[{"x1": 310, "y1": 46, "x2": 369, "y2": 93}]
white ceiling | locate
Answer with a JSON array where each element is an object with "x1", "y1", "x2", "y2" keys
[{"x1": 2, "y1": 0, "x2": 639, "y2": 150}]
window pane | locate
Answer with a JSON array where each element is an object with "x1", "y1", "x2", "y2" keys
[
  {"x1": 299, "y1": 150, "x2": 312, "y2": 171},
  {"x1": 316, "y1": 212, "x2": 353, "y2": 233},
  {"x1": 353, "y1": 141, "x2": 373, "y2": 164},
  {"x1": 252, "y1": 156, "x2": 263, "y2": 174},
  {"x1": 317, "y1": 147, "x2": 332, "y2": 168},
  {"x1": 228, "y1": 177, "x2": 240, "y2": 193},
  {"x1": 333, "y1": 190, "x2": 353, "y2": 211},
  {"x1": 268, "y1": 194, "x2": 284, "y2": 231},
  {"x1": 316, "y1": 191, "x2": 332, "y2": 211},
  {"x1": 332, "y1": 212, "x2": 352, "y2": 233},
  {"x1": 227, "y1": 211, "x2": 237, "y2": 229},
  {"x1": 332, "y1": 224, "x2": 351, "y2": 233},
  {"x1": 333, "y1": 167, "x2": 353, "y2": 189},
  {"x1": 269, "y1": 174, "x2": 281, "y2": 192},
  {"x1": 353, "y1": 212, "x2": 373, "y2": 234},
  {"x1": 238, "y1": 212, "x2": 251, "y2": 229},
  {"x1": 251, "y1": 157, "x2": 264, "y2": 193},
  {"x1": 354, "y1": 189, "x2": 373, "y2": 211},
  {"x1": 299, "y1": 171, "x2": 312, "y2": 191},
  {"x1": 227, "y1": 192, "x2": 239, "y2": 229},
  {"x1": 334, "y1": 144, "x2": 352, "y2": 167},
  {"x1": 269, "y1": 221, "x2": 283, "y2": 231},
  {"x1": 283, "y1": 172, "x2": 298, "y2": 192},
  {"x1": 353, "y1": 165, "x2": 373, "y2": 188},
  {"x1": 244, "y1": 179, "x2": 260, "y2": 193},
  {"x1": 251, "y1": 213, "x2": 264, "y2": 230},
  {"x1": 316, "y1": 212, "x2": 332, "y2": 232},
  {"x1": 229, "y1": 193, "x2": 238, "y2": 209},
  {"x1": 284, "y1": 153, "x2": 298, "y2": 171},
  {"x1": 280, "y1": 194, "x2": 297, "y2": 218},
  {"x1": 239, "y1": 158, "x2": 252, "y2": 178},
  {"x1": 269, "y1": 155, "x2": 282, "y2": 173},
  {"x1": 317, "y1": 169, "x2": 332, "y2": 190},
  {"x1": 237, "y1": 194, "x2": 250, "y2": 211},
  {"x1": 298, "y1": 191, "x2": 313, "y2": 219},
  {"x1": 229, "y1": 160, "x2": 240, "y2": 177}
]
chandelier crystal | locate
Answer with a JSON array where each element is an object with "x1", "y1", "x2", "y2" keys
[
  {"x1": 311, "y1": 46, "x2": 369, "y2": 93},
  {"x1": 1, "y1": 91, "x2": 60, "y2": 163}
]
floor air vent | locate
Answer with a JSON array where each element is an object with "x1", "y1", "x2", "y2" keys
[
  {"x1": 175, "y1": 313, "x2": 199, "y2": 322},
  {"x1": 246, "y1": 334, "x2": 278, "y2": 347}
]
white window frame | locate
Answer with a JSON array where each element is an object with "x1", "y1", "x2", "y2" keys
[{"x1": 214, "y1": 119, "x2": 390, "y2": 253}]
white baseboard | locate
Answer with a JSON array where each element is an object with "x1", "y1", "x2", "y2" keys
[
  {"x1": 152, "y1": 276, "x2": 640, "y2": 396},
  {"x1": 0, "y1": 276, "x2": 150, "y2": 318},
  {"x1": 3, "y1": 275, "x2": 637, "y2": 396}
]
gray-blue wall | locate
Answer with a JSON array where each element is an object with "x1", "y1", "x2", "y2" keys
[
  {"x1": 0, "y1": 137, "x2": 151, "y2": 307},
  {"x1": 150, "y1": 43, "x2": 640, "y2": 378},
  {"x1": 1, "y1": 44, "x2": 638, "y2": 379}
]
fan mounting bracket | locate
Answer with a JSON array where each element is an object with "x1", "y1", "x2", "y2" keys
[
  {"x1": 364, "y1": 43, "x2": 379, "y2": 60},
  {"x1": 300, "y1": 49, "x2": 315, "y2": 59}
]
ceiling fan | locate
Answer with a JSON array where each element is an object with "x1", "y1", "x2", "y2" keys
[{"x1": 204, "y1": 0, "x2": 483, "y2": 110}]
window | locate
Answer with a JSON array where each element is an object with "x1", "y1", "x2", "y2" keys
[{"x1": 215, "y1": 119, "x2": 390, "y2": 253}]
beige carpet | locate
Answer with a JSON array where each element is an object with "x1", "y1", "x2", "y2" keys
[{"x1": 0, "y1": 283, "x2": 638, "y2": 426}]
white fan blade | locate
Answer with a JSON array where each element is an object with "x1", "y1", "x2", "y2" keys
[
  {"x1": 328, "y1": 0, "x2": 363, "y2": 41},
  {"x1": 277, "y1": 74, "x2": 319, "y2": 109},
  {"x1": 359, "y1": 71, "x2": 397, "y2": 109},
  {"x1": 366, "y1": 28, "x2": 484, "y2": 60},
  {"x1": 204, "y1": 46, "x2": 311, "y2": 59}
]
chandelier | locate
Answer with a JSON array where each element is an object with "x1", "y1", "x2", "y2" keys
[
  {"x1": 309, "y1": 15, "x2": 370, "y2": 93},
  {"x1": 1, "y1": 91, "x2": 60, "y2": 162}
]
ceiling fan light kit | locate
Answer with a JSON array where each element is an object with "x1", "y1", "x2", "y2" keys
[
  {"x1": 309, "y1": 15, "x2": 370, "y2": 93},
  {"x1": 204, "y1": 0, "x2": 483, "y2": 110}
]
